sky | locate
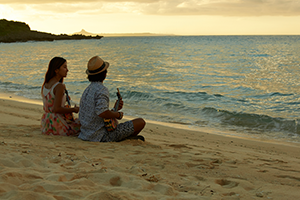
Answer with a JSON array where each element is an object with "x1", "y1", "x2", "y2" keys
[{"x1": 0, "y1": 0, "x2": 300, "y2": 35}]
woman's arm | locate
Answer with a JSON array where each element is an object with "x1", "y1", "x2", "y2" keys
[{"x1": 52, "y1": 83, "x2": 79, "y2": 114}]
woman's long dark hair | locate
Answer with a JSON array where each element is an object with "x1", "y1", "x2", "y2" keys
[{"x1": 42, "y1": 57, "x2": 66, "y2": 87}]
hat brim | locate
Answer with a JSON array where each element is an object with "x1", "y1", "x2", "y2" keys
[{"x1": 86, "y1": 62, "x2": 109, "y2": 75}]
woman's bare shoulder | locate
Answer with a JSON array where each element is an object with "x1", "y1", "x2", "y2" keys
[
  {"x1": 54, "y1": 83, "x2": 66, "y2": 91},
  {"x1": 52, "y1": 82, "x2": 66, "y2": 95}
]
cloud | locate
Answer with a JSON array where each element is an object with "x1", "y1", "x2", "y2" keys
[
  {"x1": 140, "y1": 0, "x2": 300, "y2": 16},
  {"x1": 1, "y1": 0, "x2": 300, "y2": 16},
  {"x1": 0, "y1": 0, "x2": 158, "y2": 3}
]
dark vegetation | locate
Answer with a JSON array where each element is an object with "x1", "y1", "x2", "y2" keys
[{"x1": 0, "y1": 19, "x2": 103, "y2": 43}]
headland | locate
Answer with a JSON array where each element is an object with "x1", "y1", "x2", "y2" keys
[{"x1": 0, "y1": 19, "x2": 103, "y2": 43}]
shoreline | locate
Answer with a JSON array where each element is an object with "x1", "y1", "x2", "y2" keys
[
  {"x1": 0, "y1": 95, "x2": 300, "y2": 199},
  {"x1": 0, "y1": 91, "x2": 298, "y2": 148}
]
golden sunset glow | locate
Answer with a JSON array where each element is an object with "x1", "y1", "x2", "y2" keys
[{"x1": 1, "y1": 0, "x2": 300, "y2": 35}]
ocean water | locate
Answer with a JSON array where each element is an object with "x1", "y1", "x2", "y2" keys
[{"x1": 1, "y1": 35, "x2": 300, "y2": 143}]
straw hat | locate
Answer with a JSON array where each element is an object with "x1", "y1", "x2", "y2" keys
[{"x1": 86, "y1": 56, "x2": 109, "y2": 75}]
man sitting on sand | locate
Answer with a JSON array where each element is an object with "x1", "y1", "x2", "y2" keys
[{"x1": 78, "y1": 56, "x2": 145, "y2": 142}]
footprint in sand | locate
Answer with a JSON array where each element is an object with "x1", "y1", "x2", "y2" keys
[
  {"x1": 109, "y1": 176, "x2": 122, "y2": 186},
  {"x1": 215, "y1": 179, "x2": 239, "y2": 188},
  {"x1": 169, "y1": 144, "x2": 192, "y2": 149}
]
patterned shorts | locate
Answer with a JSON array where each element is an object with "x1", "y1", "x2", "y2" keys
[{"x1": 100, "y1": 120, "x2": 134, "y2": 142}]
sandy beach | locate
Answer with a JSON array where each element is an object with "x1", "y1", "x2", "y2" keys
[{"x1": 0, "y1": 95, "x2": 300, "y2": 200}]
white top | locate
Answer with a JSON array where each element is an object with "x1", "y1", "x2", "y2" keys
[
  {"x1": 43, "y1": 82, "x2": 59, "y2": 97},
  {"x1": 42, "y1": 82, "x2": 66, "y2": 106}
]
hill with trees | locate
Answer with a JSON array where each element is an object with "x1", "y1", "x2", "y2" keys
[{"x1": 0, "y1": 19, "x2": 103, "y2": 43}]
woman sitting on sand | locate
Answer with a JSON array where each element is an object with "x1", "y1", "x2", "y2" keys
[{"x1": 41, "y1": 57, "x2": 80, "y2": 136}]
